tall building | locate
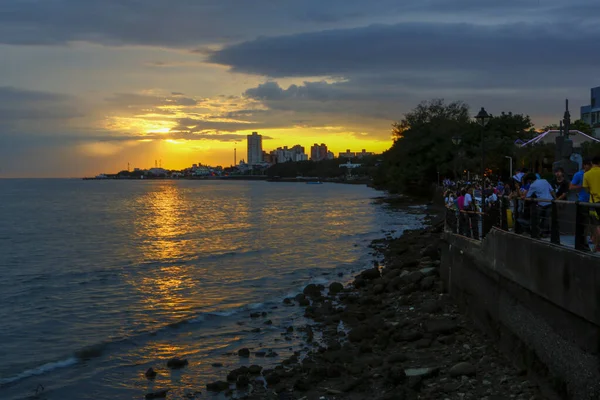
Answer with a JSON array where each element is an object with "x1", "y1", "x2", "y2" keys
[
  {"x1": 310, "y1": 143, "x2": 328, "y2": 161},
  {"x1": 581, "y1": 86, "x2": 600, "y2": 137},
  {"x1": 273, "y1": 145, "x2": 308, "y2": 163},
  {"x1": 338, "y1": 149, "x2": 356, "y2": 158},
  {"x1": 247, "y1": 132, "x2": 263, "y2": 165}
]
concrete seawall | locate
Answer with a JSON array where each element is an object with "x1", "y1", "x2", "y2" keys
[{"x1": 441, "y1": 228, "x2": 600, "y2": 399}]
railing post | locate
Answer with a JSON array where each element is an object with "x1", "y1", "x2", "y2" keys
[
  {"x1": 501, "y1": 197, "x2": 509, "y2": 231},
  {"x1": 514, "y1": 198, "x2": 522, "y2": 234},
  {"x1": 551, "y1": 200, "x2": 560, "y2": 244},
  {"x1": 574, "y1": 202, "x2": 587, "y2": 251},
  {"x1": 530, "y1": 201, "x2": 540, "y2": 239}
]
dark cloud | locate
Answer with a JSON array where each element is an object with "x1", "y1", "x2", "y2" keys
[
  {"x1": 0, "y1": 86, "x2": 82, "y2": 128},
  {"x1": 1, "y1": 0, "x2": 594, "y2": 47},
  {"x1": 208, "y1": 22, "x2": 599, "y2": 79}
]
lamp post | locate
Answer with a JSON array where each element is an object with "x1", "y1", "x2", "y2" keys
[
  {"x1": 475, "y1": 107, "x2": 491, "y2": 214},
  {"x1": 504, "y1": 155, "x2": 513, "y2": 179}
]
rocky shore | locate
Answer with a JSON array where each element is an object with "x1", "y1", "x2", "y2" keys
[{"x1": 195, "y1": 210, "x2": 546, "y2": 400}]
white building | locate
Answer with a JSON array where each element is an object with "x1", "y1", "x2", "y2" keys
[{"x1": 247, "y1": 132, "x2": 263, "y2": 165}]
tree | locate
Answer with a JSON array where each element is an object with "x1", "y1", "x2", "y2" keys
[
  {"x1": 375, "y1": 101, "x2": 535, "y2": 193},
  {"x1": 543, "y1": 119, "x2": 593, "y2": 135}
]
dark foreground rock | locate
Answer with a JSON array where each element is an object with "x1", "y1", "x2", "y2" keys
[{"x1": 223, "y1": 210, "x2": 543, "y2": 400}]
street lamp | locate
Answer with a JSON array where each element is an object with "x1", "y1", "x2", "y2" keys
[
  {"x1": 504, "y1": 155, "x2": 513, "y2": 179},
  {"x1": 475, "y1": 107, "x2": 491, "y2": 230}
]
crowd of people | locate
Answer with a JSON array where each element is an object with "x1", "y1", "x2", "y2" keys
[{"x1": 443, "y1": 156, "x2": 600, "y2": 253}]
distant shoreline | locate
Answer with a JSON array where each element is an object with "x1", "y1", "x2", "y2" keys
[{"x1": 81, "y1": 175, "x2": 374, "y2": 185}]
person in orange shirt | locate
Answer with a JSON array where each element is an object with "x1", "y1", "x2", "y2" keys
[{"x1": 583, "y1": 156, "x2": 600, "y2": 251}]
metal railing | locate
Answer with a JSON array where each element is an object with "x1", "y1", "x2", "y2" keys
[{"x1": 444, "y1": 196, "x2": 600, "y2": 253}]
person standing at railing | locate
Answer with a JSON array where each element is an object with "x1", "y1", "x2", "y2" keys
[
  {"x1": 523, "y1": 173, "x2": 556, "y2": 237},
  {"x1": 583, "y1": 156, "x2": 600, "y2": 252},
  {"x1": 571, "y1": 159, "x2": 592, "y2": 251},
  {"x1": 465, "y1": 186, "x2": 480, "y2": 240},
  {"x1": 552, "y1": 167, "x2": 570, "y2": 201}
]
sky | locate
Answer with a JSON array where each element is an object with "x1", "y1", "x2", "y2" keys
[{"x1": 1, "y1": 0, "x2": 599, "y2": 177}]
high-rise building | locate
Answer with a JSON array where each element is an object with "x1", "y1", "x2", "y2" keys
[
  {"x1": 580, "y1": 86, "x2": 600, "y2": 137},
  {"x1": 247, "y1": 132, "x2": 263, "y2": 165},
  {"x1": 310, "y1": 143, "x2": 328, "y2": 161}
]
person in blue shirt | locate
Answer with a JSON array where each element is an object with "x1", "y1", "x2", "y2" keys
[{"x1": 570, "y1": 159, "x2": 592, "y2": 203}]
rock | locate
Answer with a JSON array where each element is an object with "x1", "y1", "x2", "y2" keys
[
  {"x1": 373, "y1": 284, "x2": 385, "y2": 294},
  {"x1": 361, "y1": 268, "x2": 381, "y2": 280},
  {"x1": 238, "y1": 348, "x2": 250, "y2": 357},
  {"x1": 415, "y1": 338, "x2": 432, "y2": 348},
  {"x1": 283, "y1": 297, "x2": 292, "y2": 304},
  {"x1": 248, "y1": 365, "x2": 263, "y2": 374},
  {"x1": 420, "y1": 276, "x2": 435, "y2": 290},
  {"x1": 421, "y1": 300, "x2": 441, "y2": 314},
  {"x1": 449, "y1": 362, "x2": 476, "y2": 377},
  {"x1": 387, "y1": 353, "x2": 408, "y2": 364},
  {"x1": 145, "y1": 389, "x2": 169, "y2": 399},
  {"x1": 404, "y1": 271, "x2": 424, "y2": 284},
  {"x1": 265, "y1": 350, "x2": 279, "y2": 357},
  {"x1": 145, "y1": 367, "x2": 157, "y2": 379},
  {"x1": 286, "y1": 326, "x2": 294, "y2": 333},
  {"x1": 419, "y1": 267, "x2": 437, "y2": 277},
  {"x1": 396, "y1": 330, "x2": 422, "y2": 342},
  {"x1": 211, "y1": 363, "x2": 223, "y2": 368},
  {"x1": 294, "y1": 378, "x2": 310, "y2": 391},
  {"x1": 250, "y1": 312, "x2": 261, "y2": 318},
  {"x1": 255, "y1": 351, "x2": 266, "y2": 357},
  {"x1": 329, "y1": 282, "x2": 344, "y2": 294},
  {"x1": 265, "y1": 372, "x2": 281, "y2": 385},
  {"x1": 348, "y1": 325, "x2": 374, "y2": 342},
  {"x1": 206, "y1": 381, "x2": 229, "y2": 392},
  {"x1": 236, "y1": 374, "x2": 250, "y2": 388},
  {"x1": 298, "y1": 297, "x2": 310, "y2": 306},
  {"x1": 425, "y1": 319, "x2": 459, "y2": 334},
  {"x1": 227, "y1": 366, "x2": 249, "y2": 381},
  {"x1": 404, "y1": 367, "x2": 439, "y2": 379},
  {"x1": 166, "y1": 358, "x2": 188, "y2": 369},
  {"x1": 442, "y1": 382, "x2": 462, "y2": 392},
  {"x1": 327, "y1": 365, "x2": 342, "y2": 378},
  {"x1": 409, "y1": 376, "x2": 424, "y2": 391},
  {"x1": 303, "y1": 284, "x2": 324, "y2": 297},
  {"x1": 264, "y1": 319, "x2": 273, "y2": 325},
  {"x1": 251, "y1": 328, "x2": 261, "y2": 333},
  {"x1": 387, "y1": 366, "x2": 407, "y2": 385},
  {"x1": 359, "y1": 342, "x2": 373, "y2": 353}
]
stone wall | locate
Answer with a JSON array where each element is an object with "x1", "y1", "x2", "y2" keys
[{"x1": 441, "y1": 229, "x2": 600, "y2": 399}]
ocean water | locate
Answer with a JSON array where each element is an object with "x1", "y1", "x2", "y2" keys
[{"x1": 0, "y1": 179, "x2": 424, "y2": 400}]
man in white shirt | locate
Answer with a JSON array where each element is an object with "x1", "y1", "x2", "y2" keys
[
  {"x1": 524, "y1": 173, "x2": 555, "y2": 235},
  {"x1": 464, "y1": 187, "x2": 479, "y2": 240}
]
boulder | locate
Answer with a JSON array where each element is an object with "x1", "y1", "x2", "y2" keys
[
  {"x1": 303, "y1": 284, "x2": 324, "y2": 297},
  {"x1": 387, "y1": 366, "x2": 407, "y2": 385},
  {"x1": 236, "y1": 374, "x2": 250, "y2": 388},
  {"x1": 449, "y1": 362, "x2": 476, "y2": 377},
  {"x1": 144, "y1": 367, "x2": 157, "y2": 379},
  {"x1": 206, "y1": 381, "x2": 229, "y2": 392},
  {"x1": 387, "y1": 353, "x2": 408, "y2": 364},
  {"x1": 145, "y1": 389, "x2": 169, "y2": 399},
  {"x1": 425, "y1": 319, "x2": 459, "y2": 334},
  {"x1": 329, "y1": 282, "x2": 344, "y2": 294},
  {"x1": 361, "y1": 268, "x2": 381, "y2": 280},
  {"x1": 404, "y1": 271, "x2": 424, "y2": 284},
  {"x1": 248, "y1": 365, "x2": 263, "y2": 375},
  {"x1": 166, "y1": 358, "x2": 188, "y2": 369},
  {"x1": 237, "y1": 348, "x2": 250, "y2": 358},
  {"x1": 227, "y1": 366, "x2": 249, "y2": 381},
  {"x1": 420, "y1": 276, "x2": 435, "y2": 290}
]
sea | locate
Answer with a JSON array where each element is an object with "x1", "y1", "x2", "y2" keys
[{"x1": 0, "y1": 179, "x2": 425, "y2": 400}]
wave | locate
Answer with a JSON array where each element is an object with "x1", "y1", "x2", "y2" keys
[
  {"x1": 0, "y1": 358, "x2": 77, "y2": 387},
  {"x1": 0, "y1": 250, "x2": 377, "y2": 388}
]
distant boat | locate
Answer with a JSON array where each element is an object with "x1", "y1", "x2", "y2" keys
[{"x1": 306, "y1": 181, "x2": 322, "y2": 185}]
